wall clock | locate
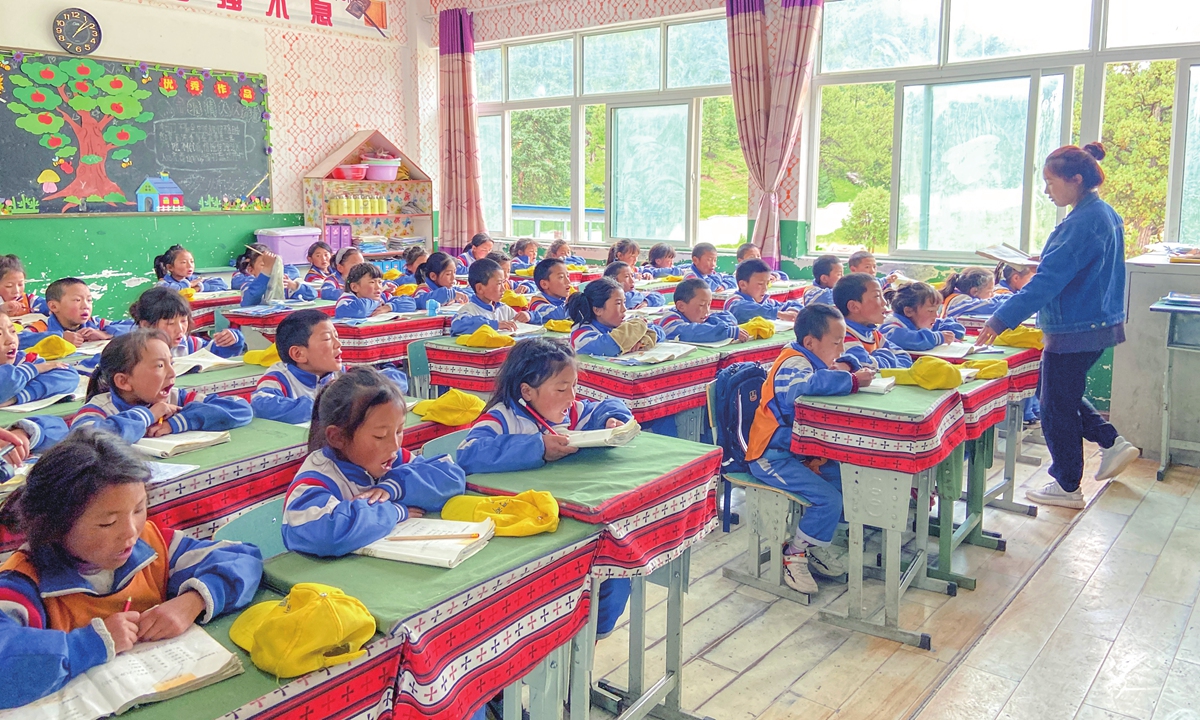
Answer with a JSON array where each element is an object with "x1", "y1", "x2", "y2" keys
[{"x1": 52, "y1": 8, "x2": 102, "y2": 56}]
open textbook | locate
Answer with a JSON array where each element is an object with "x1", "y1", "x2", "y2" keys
[
  {"x1": 0, "y1": 374, "x2": 88, "y2": 413},
  {"x1": 565, "y1": 419, "x2": 642, "y2": 448},
  {"x1": 610, "y1": 342, "x2": 696, "y2": 366},
  {"x1": 171, "y1": 349, "x2": 243, "y2": 375},
  {"x1": 133, "y1": 431, "x2": 231, "y2": 459},
  {"x1": 976, "y1": 244, "x2": 1035, "y2": 270},
  {"x1": 857, "y1": 376, "x2": 897, "y2": 395},
  {"x1": 910, "y1": 342, "x2": 1004, "y2": 360},
  {"x1": 353, "y1": 517, "x2": 495, "y2": 569},
  {"x1": 0, "y1": 625, "x2": 242, "y2": 720}
]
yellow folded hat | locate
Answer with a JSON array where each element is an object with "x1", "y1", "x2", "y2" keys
[
  {"x1": 391, "y1": 283, "x2": 418, "y2": 297},
  {"x1": 661, "y1": 275, "x2": 683, "y2": 282},
  {"x1": 994, "y1": 326, "x2": 1044, "y2": 349},
  {"x1": 178, "y1": 287, "x2": 197, "y2": 301},
  {"x1": 501, "y1": 289, "x2": 530, "y2": 309},
  {"x1": 963, "y1": 359, "x2": 1009, "y2": 379},
  {"x1": 27, "y1": 335, "x2": 77, "y2": 360},
  {"x1": 382, "y1": 268, "x2": 402, "y2": 281},
  {"x1": 244, "y1": 343, "x2": 282, "y2": 367},
  {"x1": 442, "y1": 490, "x2": 560, "y2": 537},
  {"x1": 230, "y1": 583, "x2": 375, "y2": 679},
  {"x1": 880, "y1": 356, "x2": 962, "y2": 390},
  {"x1": 455, "y1": 325, "x2": 515, "y2": 348},
  {"x1": 411, "y1": 388, "x2": 485, "y2": 426},
  {"x1": 566, "y1": 264, "x2": 588, "y2": 272},
  {"x1": 513, "y1": 267, "x2": 534, "y2": 277},
  {"x1": 739, "y1": 316, "x2": 776, "y2": 340},
  {"x1": 544, "y1": 319, "x2": 573, "y2": 333}
]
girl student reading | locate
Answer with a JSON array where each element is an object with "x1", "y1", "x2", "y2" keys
[
  {"x1": 486, "y1": 251, "x2": 536, "y2": 294},
  {"x1": 879, "y1": 281, "x2": 967, "y2": 351},
  {"x1": 153, "y1": 245, "x2": 229, "y2": 293},
  {"x1": 643, "y1": 242, "x2": 679, "y2": 278},
  {"x1": 568, "y1": 277, "x2": 664, "y2": 357},
  {"x1": 546, "y1": 239, "x2": 586, "y2": 266},
  {"x1": 129, "y1": 286, "x2": 245, "y2": 358},
  {"x1": 939, "y1": 266, "x2": 1007, "y2": 319},
  {"x1": 455, "y1": 233, "x2": 494, "y2": 270},
  {"x1": 0, "y1": 254, "x2": 48, "y2": 318},
  {"x1": 994, "y1": 261, "x2": 1035, "y2": 295},
  {"x1": 71, "y1": 329, "x2": 253, "y2": 444},
  {"x1": 607, "y1": 240, "x2": 652, "y2": 280},
  {"x1": 413, "y1": 252, "x2": 469, "y2": 310},
  {"x1": 281, "y1": 367, "x2": 467, "y2": 557},
  {"x1": 304, "y1": 241, "x2": 335, "y2": 284},
  {"x1": 238, "y1": 245, "x2": 318, "y2": 307},
  {"x1": 334, "y1": 263, "x2": 417, "y2": 319},
  {"x1": 455, "y1": 338, "x2": 633, "y2": 637},
  {"x1": 451, "y1": 258, "x2": 532, "y2": 336},
  {"x1": 319, "y1": 247, "x2": 366, "y2": 301},
  {"x1": 396, "y1": 245, "x2": 429, "y2": 286},
  {"x1": 603, "y1": 261, "x2": 665, "y2": 310},
  {"x1": 0, "y1": 428, "x2": 262, "y2": 709},
  {"x1": 509, "y1": 238, "x2": 539, "y2": 270}
]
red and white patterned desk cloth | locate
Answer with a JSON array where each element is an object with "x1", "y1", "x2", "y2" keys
[
  {"x1": 189, "y1": 291, "x2": 244, "y2": 333},
  {"x1": 715, "y1": 336, "x2": 791, "y2": 370},
  {"x1": 426, "y1": 339, "x2": 511, "y2": 393},
  {"x1": 225, "y1": 303, "x2": 337, "y2": 342},
  {"x1": 575, "y1": 350, "x2": 721, "y2": 422},
  {"x1": 710, "y1": 285, "x2": 799, "y2": 310},
  {"x1": 791, "y1": 387, "x2": 967, "y2": 474},
  {"x1": 958, "y1": 377, "x2": 1010, "y2": 441},
  {"x1": 333, "y1": 315, "x2": 448, "y2": 365}
]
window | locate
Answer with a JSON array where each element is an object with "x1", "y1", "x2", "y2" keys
[
  {"x1": 1031, "y1": 74, "x2": 1066, "y2": 251},
  {"x1": 584, "y1": 28, "x2": 660, "y2": 95},
  {"x1": 476, "y1": 48, "x2": 502, "y2": 103},
  {"x1": 668, "y1": 20, "x2": 730, "y2": 88},
  {"x1": 584, "y1": 105, "x2": 607, "y2": 243},
  {"x1": 821, "y1": 0, "x2": 941, "y2": 73},
  {"x1": 478, "y1": 115, "x2": 504, "y2": 233},
  {"x1": 1106, "y1": 0, "x2": 1200, "y2": 49},
  {"x1": 698, "y1": 97, "x2": 750, "y2": 246},
  {"x1": 1180, "y1": 66, "x2": 1200, "y2": 243},
  {"x1": 510, "y1": 107, "x2": 572, "y2": 239},
  {"x1": 508, "y1": 39, "x2": 574, "y2": 100},
  {"x1": 949, "y1": 0, "x2": 1090, "y2": 62},
  {"x1": 612, "y1": 105, "x2": 689, "y2": 242}
]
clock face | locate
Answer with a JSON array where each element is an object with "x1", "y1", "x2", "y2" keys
[{"x1": 53, "y1": 8, "x2": 101, "y2": 56}]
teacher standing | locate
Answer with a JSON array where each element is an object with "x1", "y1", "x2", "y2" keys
[{"x1": 976, "y1": 142, "x2": 1140, "y2": 509}]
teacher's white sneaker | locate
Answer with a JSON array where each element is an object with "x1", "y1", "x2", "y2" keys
[
  {"x1": 1096, "y1": 437, "x2": 1140, "y2": 481},
  {"x1": 1027, "y1": 480, "x2": 1085, "y2": 509}
]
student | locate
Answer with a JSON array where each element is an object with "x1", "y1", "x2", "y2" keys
[
  {"x1": 451, "y1": 258, "x2": 532, "y2": 336},
  {"x1": 736, "y1": 243, "x2": 789, "y2": 281},
  {"x1": 724, "y1": 259, "x2": 803, "y2": 324},
  {"x1": 880, "y1": 282, "x2": 966, "y2": 351},
  {"x1": 509, "y1": 238, "x2": 539, "y2": 270},
  {"x1": 607, "y1": 240, "x2": 651, "y2": 280},
  {"x1": 72, "y1": 329, "x2": 253, "y2": 444},
  {"x1": 940, "y1": 266, "x2": 1007, "y2": 319},
  {"x1": 240, "y1": 246, "x2": 318, "y2": 307},
  {"x1": 487, "y1": 251, "x2": 536, "y2": 294},
  {"x1": 128, "y1": 286, "x2": 245, "y2": 359},
  {"x1": 395, "y1": 245, "x2": 429, "y2": 287},
  {"x1": 744, "y1": 304, "x2": 873, "y2": 593},
  {"x1": 334, "y1": 264, "x2": 417, "y2": 319},
  {"x1": 847, "y1": 250, "x2": 885, "y2": 280},
  {"x1": 643, "y1": 243, "x2": 679, "y2": 278},
  {"x1": 412, "y1": 252, "x2": 469, "y2": 310},
  {"x1": 232, "y1": 246, "x2": 299, "y2": 291},
  {"x1": 568, "y1": 278, "x2": 664, "y2": 357},
  {"x1": 546, "y1": 239, "x2": 586, "y2": 266},
  {"x1": 319, "y1": 247, "x2": 366, "y2": 301},
  {"x1": 799, "y1": 255, "x2": 842, "y2": 307},
  {"x1": 604, "y1": 261, "x2": 665, "y2": 310},
  {"x1": 994, "y1": 262, "x2": 1035, "y2": 295},
  {"x1": 0, "y1": 428, "x2": 262, "y2": 708},
  {"x1": 19, "y1": 278, "x2": 134, "y2": 351},
  {"x1": 455, "y1": 338, "x2": 633, "y2": 638},
  {"x1": 0, "y1": 414, "x2": 68, "y2": 483},
  {"x1": 682, "y1": 243, "x2": 737, "y2": 292},
  {"x1": 833, "y1": 273, "x2": 913, "y2": 370},
  {"x1": 455, "y1": 233, "x2": 494, "y2": 270},
  {"x1": 154, "y1": 245, "x2": 228, "y2": 293},
  {"x1": 0, "y1": 255, "x2": 48, "y2": 317},
  {"x1": 304, "y1": 241, "x2": 335, "y2": 284},
  {"x1": 0, "y1": 311, "x2": 79, "y2": 408},
  {"x1": 526, "y1": 258, "x2": 572, "y2": 324},
  {"x1": 281, "y1": 367, "x2": 466, "y2": 557},
  {"x1": 656, "y1": 278, "x2": 747, "y2": 344}
]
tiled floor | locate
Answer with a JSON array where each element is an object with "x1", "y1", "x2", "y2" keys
[{"x1": 583, "y1": 436, "x2": 1153, "y2": 720}]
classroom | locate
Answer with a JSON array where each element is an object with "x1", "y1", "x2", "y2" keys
[{"x1": 2, "y1": 0, "x2": 1200, "y2": 719}]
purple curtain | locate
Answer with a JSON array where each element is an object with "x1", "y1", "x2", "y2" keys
[{"x1": 438, "y1": 8, "x2": 487, "y2": 256}]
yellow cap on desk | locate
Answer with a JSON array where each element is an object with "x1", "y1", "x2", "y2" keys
[
  {"x1": 881, "y1": 356, "x2": 963, "y2": 390},
  {"x1": 739, "y1": 317, "x2": 776, "y2": 340},
  {"x1": 442, "y1": 490, "x2": 560, "y2": 537},
  {"x1": 412, "y1": 387, "x2": 485, "y2": 426},
  {"x1": 27, "y1": 335, "x2": 76, "y2": 360},
  {"x1": 455, "y1": 325, "x2": 515, "y2": 349},
  {"x1": 994, "y1": 326, "x2": 1044, "y2": 349},
  {"x1": 243, "y1": 343, "x2": 281, "y2": 367}
]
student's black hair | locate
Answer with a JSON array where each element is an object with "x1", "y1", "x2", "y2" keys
[
  {"x1": 129, "y1": 286, "x2": 191, "y2": 325},
  {"x1": 485, "y1": 251, "x2": 511, "y2": 265},
  {"x1": 567, "y1": 277, "x2": 622, "y2": 325},
  {"x1": 673, "y1": 277, "x2": 710, "y2": 304},
  {"x1": 510, "y1": 238, "x2": 537, "y2": 258},
  {"x1": 468, "y1": 258, "x2": 503, "y2": 293},
  {"x1": 334, "y1": 247, "x2": 364, "y2": 273},
  {"x1": 346, "y1": 262, "x2": 383, "y2": 289},
  {"x1": 306, "y1": 241, "x2": 333, "y2": 261},
  {"x1": 402, "y1": 244, "x2": 429, "y2": 270},
  {"x1": 832, "y1": 273, "x2": 879, "y2": 317},
  {"x1": 603, "y1": 261, "x2": 630, "y2": 279},
  {"x1": 308, "y1": 366, "x2": 406, "y2": 453},
  {"x1": 548, "y1": 239, "x2": 572, "y2": 257},
  {"x1": 0, "y1": 427, "x2": 150, "y2": 552},
  {"x1": 648, "y1": 243, "x2": 675, "y2": 267},
  {"x1": 86, "y1": 328, "x2": 171, "y2": 400},
  {"x1": 884, "y1": 281, "x2": 941, "y2": 321},
  {"x1": 735, "y1": 258, "x2": 772, "y2": 284},
  {"x1": 416, "y1": 251, "x2": 456, "y2": 285},
  {"x1": 236, "y1": 244, "x2": 270, "y2": 274},
  {"x1": 533, "y1": 257, "x2": 566, "y2": 292},
  {"x1": 847, "y1": 250, "x2": 874, "y2": 271},
  {"x1": 736, "y1": 243, "x2": 758, "y2": 261},
  {"x1": 691, "y1": 242, "x2": 718, "y2": 260},
  {"x1": 793, "y1": 303, "x2": 844, "y2": 344},
  {"x1": 45, "y1": 277, "x2": 86, "y2": 303},
  {"x1": 276, "y1": 309, "x2": 334, "y2": 367},
  {"x1": 152, "y1": 244, "x2": 189, "y2": 280},
  {"x1": 0, "y1": 255, "x2": 25, "y2": 281},
  {"x1": 469, "y1": 233, "x2": 493, "y2": 249},
  {"x1": 607, "y1": 239, "x2": 640, "y2": 265},
  {"x1": 487, "y1": 337, "x2": 576, "y2": 412},
  {"x1": 940, "y1": 266, "x2": 992, "y2": 300},
  {"x1": 993, "y1": 262, "x2": 1030, "y2": 287},
  {"x1": 812, "y1": 254, "x2": 842, "y2": 287}
]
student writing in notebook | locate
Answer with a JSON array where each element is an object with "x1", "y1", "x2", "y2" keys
[
  {"x1": 879, "y1": 281, "x2": 966, "y2": 351},
  {"x1": 0, "y1": 428, "x2": 262, "y2": 709},
  {"x1": 281, "y1": 367, "x2": 466, "y2": 557},
  {"x1": 334, "y1": 263, "x2": 417, "y2": 319},
  {"x1": 0, "y1": 255, "x2": 48, "y2": 318},
  {"x1": 129, "y1": 287, "x2": 245, "y2": 358},
  {"x1": 450, "y1": 258, "x2": 531, "y2": 336},
  {"x1": 568, "y1": 278, "x2": 664, "y2": 357},
  {"x1": 655, "y1": 278, "x2": 748, "y2": 344}
]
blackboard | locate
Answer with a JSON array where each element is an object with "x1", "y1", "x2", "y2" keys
[{"x1": 0, "y1": 49, "x2": 271, "y2": 216}]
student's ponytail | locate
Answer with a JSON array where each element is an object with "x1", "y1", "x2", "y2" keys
[
  {"x1": 416, "y1": 252, "x2": 454, "y2": 286},
  {"x1": 941, "y1": 266, "x2": 991, "y2": 299},
  {"x1": 940, "y1": 272, "x2": 962, "y2": 300},
  {"x1": 568, "y1": 277, "x2": 621, "y2": 325},
  {"x1": 153, "y1": 244, "x2": 185, "y2": 280},
  {"x1": 236, "y1": 244, "x2": 268, "y2": 274},
  {"x1": 607, "y1": 239, "x2": 639, "y2": 265}
]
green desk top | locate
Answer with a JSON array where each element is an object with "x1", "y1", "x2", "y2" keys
[
  {"x1": 156, "y1": 418, "x2": 308, "y2": 472},
  {"x1": 575, "y1": 346, "x2": 719, "y2": 374},
  {"x1": 175, "y1": 363, "x2": 261, "y2": 389},
  {"x1": 797, "y1": 384, "x2": 959, "y2": 419},
  {"x1": 0, "y1": 398, "x2": 82, "y2": 421}
]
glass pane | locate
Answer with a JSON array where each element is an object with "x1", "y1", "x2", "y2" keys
[
  {"x1": 897, "y1": 77, "x2": 1031, "y2": 252},
  {"x1": 510, "y1": 107, "x2": 572, "y2": 240},
  {"x1": 699, "y1": 97, "x2": 749, "y2": 247},
  {"x1": 508, "y1": 39, "x2": 574, "y2": 100},
  {"x1": 950, "y1": 0, "x2": 1090, "y2": 62},
  {"x1": 478, "y1": 115, "x2": 504, "y2": 234},
  {"x1": 585, "y1": 105, "x2": 607, "y2": 243},
  {"x1": 815, "y1": 83, "x2": 896, "y2": 255},
  {"x1": 476, "y1": 48, "x2": 502, "y2": 103},
  {"x1": 1031, "y1": 75, "x2": 1064, "y2": 251},
  {"x1": 584, "y1": 28, "x2": 660, "y2": 95},
  {"x1": 822, "y1": 0, "x2": 941, "y2": 73},
  {"x1": 612, "y1": 104, "x2": 688, "y2": 242},
  {"x1": 1181, "y1": 66, "x2": 1200, "y2": 245},
  {"x1": 1102, "y1": 61, "x2": 1176, "y2": 255},
  {"x1": 1107, "y1": 0, "x2": 1200, "y2": 48},
  {"x1": 668, "y1": 20, "x2": 730, "y2": 88}
]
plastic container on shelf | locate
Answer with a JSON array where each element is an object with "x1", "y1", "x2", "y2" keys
[
  {"x1": 255, "y1": 226, "x2": 322, "y2": 265},
  {"x1": 331, "y1": 164, "x2": 368, "y2": 180},
  {"x1": 324, "y1": 224, "x2": 353, "y2": 251},
  {"x1": 363, "y1": 160, "x2": 402, "y2": 181}
]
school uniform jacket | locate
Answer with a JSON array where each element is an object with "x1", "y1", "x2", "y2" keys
[
  {"x1": 412, "y1": 279, "x2": 462, "y2": 310},
  {"x1": 240, "y1": 273, "x2": 318, "y2": 307},
  {"x1": 334, "y1": 292, "x2": 417, "y2": 319},
  {"x1": 510, "y1": 256, "x2": 537, "y2": 271},
  {"x1": 746, "y1": 343, "x2": 858, "y2": 461},
  {"x1": 457, "y1": 398, "x2": 633, "y2": 475},
  {"x1": 305, "y1": 266, "x2": 335, "y2": 284},
  {"x1": 317, "y1": 270, "x2": 349, "y2": 301},
  {"x1": 799, "y1": 284, "x2": 834, "y2": 307},
  {"x1": 72, "y1": 388, "x2": 252, "y2": 444},
  {"x1": 18, "y1": 313, "x2": 134, "y2": 351},
  {"x1": 450, "y1": 295, "x2": 518, "y2": 336},
  {"x1": 879, "y1": 314, "x2": 966, "y2": 351},
  {"x1": 250, "y1": 362, "x2": 407, "y2": 425},
  {"x1": 455, "y1": 251, "x2": 479, "y2": 269},
  {"x1": 681, "y1": 263, "x2": 737, "y2": 292},
  {"x1": 173, "y1": 331, "x2": 246, "y2": 359},
  {"x1": 282, "y1": 447, "x2": 466, "y2": 557},
  {"x1": 723, "y1": 291, "x2": 801, "y2": 324},
  {"x1": 0, "y1": 520, "x2": 262, "y2": 708},
  {"x1": 526, "y1": 293, "x2": 570, "y2": 324},
  {"x1": 842, "y1": 319, "x2": 913, "y2": 370},
  {"x1": 0, "y1": 353, "x2": 79, "y2": 406},
  {"x1": 158, "y1": 274, "x2": 229, "y2": 292},
  {"x1": 506, "y1": 278, "x2": 537, "y2": 295},
  {"x1": 7, "y1": 292, "x2": 49, "y2": 317},
  {"x1": 570, "y1": 320, "x2": 665, "y2": 357},
  {"x1": 641, "y1": 264, "x2": 681, "y2": 279},
  {"x1": 941, "y1": 293, "x2": 1007, "y2": 319},
  {"x1": 555, "y1": 254, "x2": 587, "y2": 266},
  {"x1": 655, "y1": 309, "x2": 740, "y2": 343},
  {"x1": 623, "y1": 290, "x2": 665, "y2": 309}
]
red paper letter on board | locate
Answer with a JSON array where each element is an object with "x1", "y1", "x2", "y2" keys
[
  {"x1": 218, "y1": 0, "x2": 242, "y2": 10},
  {"x1": 266, "y1": 0, "x2": 289, "y2": 19},
  {"x1": 310, "y1": 0, "x2": 332, "y2": 26}
]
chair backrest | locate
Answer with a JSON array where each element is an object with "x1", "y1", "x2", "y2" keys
[
  {"x1": 407, "y1": 338, "x2": 431, "y2": 377},
  {"x1": 213, "y1": 497, "x2": 287, "y2": 559},
  {"x1": 420, "y1": 428, "x2": 471, "y2": 460}
]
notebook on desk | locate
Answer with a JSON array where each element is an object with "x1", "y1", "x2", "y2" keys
[
  {"x1": 910, "y1": 342, "x2": 1002, "y2": 360},
  {"x1": 610, "y1": 342, "x2": 696, "y2": 365},
  {"x1": 172, "y1": 349, "x2": 244, "y2": 375},
  {"x1": 499, "y1": 322, "x2": 546, "y2": 338},
  {"x1": 133, "y1": 431, "x2": 231, "y2": 459},
  {"x1": 353, "y1": 517, "x2": 495, "y2": 568},
  {"x1": 857, "y1": 376, "x2": 896, "y2": 394}
]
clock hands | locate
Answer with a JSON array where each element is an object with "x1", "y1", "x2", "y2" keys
[{"x1": 72, "y1": 22, "x2": 94, "y2": 38}]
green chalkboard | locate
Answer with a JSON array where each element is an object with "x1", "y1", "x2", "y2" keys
[{"x1": 0, "y1": 48, "x2": 271, "y2": 216}]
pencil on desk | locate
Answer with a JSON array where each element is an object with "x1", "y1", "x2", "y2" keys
[{"x1": 387, "y1": 533, "x2": 481, "y2": 542}]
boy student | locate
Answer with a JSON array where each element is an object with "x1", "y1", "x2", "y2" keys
[
  {"x1": 656, "y1": 278, "x2": 748, "y2": 343},
  {"x1": 745, "y1": 304, "x2": 875, "y2": 593},
  {"x1": 683, "y1": 243, "x2": 737, "y2": 292},
  {"x1": 450, "y1": 258, "x2": 531, "y2": 336},
  {"x1": 723, "y1": 259, "x2": 804, "y2": 324},
  {"x1": 19, "y1": 278, "x2": 133, "y2": 351},
  {"x1": 526, "y1": 258, "x2": 572, "y2": 324},
  {"x1": 833, "y1": 273, "x2": 913, "y2": 370},
  {"x1": 799, "y1": 255, "x2": 842, "y2": 307},
  {"x1": 737, "y1": 243, "x2": 789, "y2": 281}
]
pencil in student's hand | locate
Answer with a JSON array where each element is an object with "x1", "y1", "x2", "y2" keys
[
  {"x1": 123, "y1": 596, "x2": 132, "y2": 612},
  {"x1": 243, "y1": 244, "x2": 263, "y2": 255},
  {"x1": 386, "y1": 533, "x2": 481, "y2": 542}
]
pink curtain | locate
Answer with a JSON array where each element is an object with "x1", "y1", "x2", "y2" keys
[
  {"x1": 727, "y1": 0, "x2": 823, "y2": 266},
  {"x1": 438, "y1": 8, "x2": 486, "y2": 256}
]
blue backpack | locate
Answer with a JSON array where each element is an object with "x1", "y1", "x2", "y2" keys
[{"x1": 712, "y1": 361, "x2": 768, "y2": 474}]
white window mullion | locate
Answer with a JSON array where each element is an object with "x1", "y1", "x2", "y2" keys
[
  {"x1": 888, "y1": 82, "x2": 906, "y2": 255},
  {"x1": 1020, "y1": 71, "x2": 1041, "y2": 253},
  {"x1": 502, "y1": 111, "x2": 513, "y2": 236},
  {"x1": 1165, "y1": 58, "x2": 1194, "y2": 242}
]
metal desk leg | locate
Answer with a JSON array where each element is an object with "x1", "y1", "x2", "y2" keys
[
  {"x1": 568, "y1": 578, "x2": 601, "y2": 719},
  {"x1": 1160, "y1": 343, "x2": 1173, "y2": 481},
  {"x1": 528, "y1": 645, "x2": 566, "y2": 720},
  {"x1": 926, "y1": 445, "x2": 979, "y2": 591},
  {"x1": 674, "y1": 407, "x2": 703, "y2": 443},
  {"x1": 988, "y1": 404, "x2": 1038, "y2": 516}
]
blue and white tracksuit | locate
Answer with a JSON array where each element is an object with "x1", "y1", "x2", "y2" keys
[
  {"x1": 681, "y1": 263, "x2": 737, "y2": 292},
  {"x1": 941, "y1": 293, "x2": 1007, "y2": 319},
  {"x1": 510, "y1": 255, "x2": 538, "y2": 271},
  {"x1": 72, "y1": 387, "x2": 252, "y2": 444},
  {"x1": 570, "y1": 321, "x2": 665, "y2": 357},
  {"x1": 250, "y1": 362, "x2": 407, "y2": 425},
  {"x1": 412, "y1": 280, "x2": 463, "y2": 310},
  {"x1": 18, "y1": 313, "x2": 134, "y2": 352},
  {"x1": 173, "y1": 331, "x2": 246, "y2": 358},
  {"x1": 723, "y1": 291, "x2": 803, "y2": 324},
  {"x1": 240, "y1": 273, "x2": 318, "y2": 307},
  {"x1": 334, "y1": 292, "x2": 417, "y2": 319},
  {"x1": 879, "y1": 314, "x2": 966, "y2": 351},
  {"x1": 655, "y1": 310, "x2": 740, "y2": 343},
  {"x1": 0, "y1": 354, "x2": 79, "y2": 406},
  {"x1": 842, "y1": 319, "x2": 913, "y2": 370},
  {"x1": 159, "y1": 274, "x2": 229, "y2": 292},
  {"x1": 0, "y1": 415, "x2": 69, "y2": 483},
  {"x1": 641, "y1": 264, "x2": 680, "y2": 279},
  {"x1": 450, "y1": 296, "x2": 518, "y2": 336},
  {"x1": 798, "y1": 284, "x2": 834, "y2": 307},
  {"x1": 624, "y1": 290, "x2": 665, "y2": 309},
  {"x1": 526, "y1": 293, "x2": 570, "y2": 324}
]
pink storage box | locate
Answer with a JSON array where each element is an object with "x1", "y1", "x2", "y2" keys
[
  {"x1": 324, "y1": 223, "x2": 353, "y2": 251},
  {"x1": 255, "y1": 226, "x2": 322, "y2": 265}
]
